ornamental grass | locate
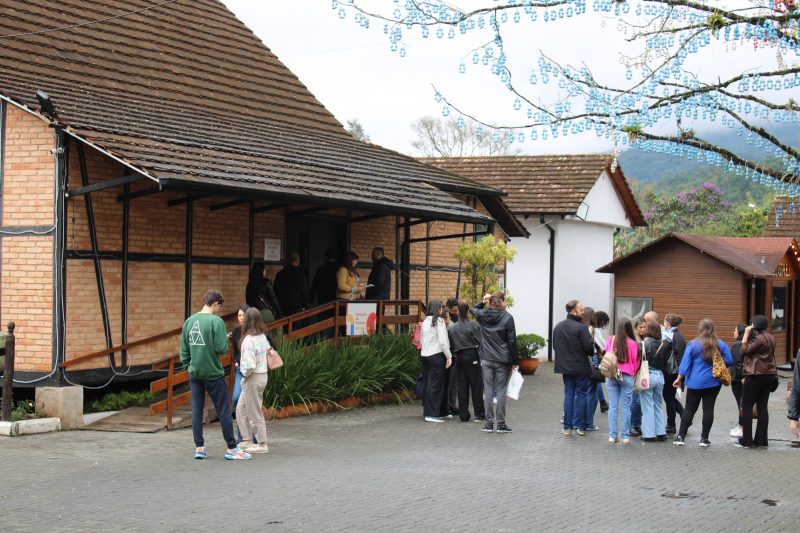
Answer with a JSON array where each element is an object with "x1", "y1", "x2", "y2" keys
[{"x1": 263, "y1": 333, "x2": 421, "y2": 410}]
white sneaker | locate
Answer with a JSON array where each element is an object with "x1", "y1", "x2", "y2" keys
[
  {"x1": 729, "y1": 425, "x2": 743, "y2": 438},
  {"x1": 238, "y1": 442, "x2": 251, "y2": 451},
  {"x1": 248, "y1": 443, "x2": 269, "y2": 454},
  {"x1": 424, "y1": 416, "x2": 445, "y2": 423}
]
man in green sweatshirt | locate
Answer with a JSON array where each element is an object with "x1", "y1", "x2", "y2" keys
[{"x1": 180, "y1": 289, "x2": 250, "y2": 460}]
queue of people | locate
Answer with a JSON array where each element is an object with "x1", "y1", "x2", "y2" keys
[{"x1": 552, "y1": 299, "x2": 786, "y2": 449}]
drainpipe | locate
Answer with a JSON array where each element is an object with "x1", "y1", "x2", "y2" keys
[{"x1": 542, "y1": 216, "x2": 556, "y2": 362}]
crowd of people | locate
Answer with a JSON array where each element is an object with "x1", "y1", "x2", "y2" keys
[
  {"x1": 417, "y1": 292, "x2": 518, "y2": 433},
  {"x1": 553, "y1": 300, "x2": 789, "y2": 448},
  {"x1": 178, "y1": 280, "x2": 799, "y2": 459}
]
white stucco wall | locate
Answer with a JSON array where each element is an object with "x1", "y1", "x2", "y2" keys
[{"x1": 505, "y1": 170, "x2": 636, "y2": 358}]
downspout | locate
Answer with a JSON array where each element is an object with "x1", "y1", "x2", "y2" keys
[
  {"x1": 543, "y1": 216, "x2": 555, "y2": 362},
  {"x1": 54, "y1": 128, "x2": 68, "y2": 384}
]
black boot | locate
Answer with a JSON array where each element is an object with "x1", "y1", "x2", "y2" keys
[{"x1": 599, "y1": 400, "x2": 609, "y2": 413}]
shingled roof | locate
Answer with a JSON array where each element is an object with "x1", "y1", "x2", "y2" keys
[
  {"x1": 597, "y1": 233, "x2": 798, "y2": 277},
  {"x1": 0, "y1": 0, "x2": 515, "y2": 228},
  {"x1": 764, "y1": 196, "x2": 800, "y2": 238},
  {"x1": 422, "y1": 154, "x2": 645, "y2": 226}
]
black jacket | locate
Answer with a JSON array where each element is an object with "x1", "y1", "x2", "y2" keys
[
  {"x1": 310, "y1": 261, "x2": 339, "y2": 305},
  {"x1": 643, "y1": 337, "x2": 668, "y2": 371},
  {"x1": 471, "y1": 304, "x2": 518, "y2": 365},
  {"x1": 245, "y1": 277, "x2": 282, "y2": 318},
  {"x1": 448, "y1": 319, "x2": 482, "y2": 353},
  {"x1": 274, "y1": 264, "x2": 309, "y2": 315},
  {"x1": 552, "y1": 314, "x2": 593, "y2": 375},
  {"x1": 365, "y1": 257, "x2": 393, "y2": 300},
  {"x1": 789, "y1": 355, "x2": 800, "y2": 421}
]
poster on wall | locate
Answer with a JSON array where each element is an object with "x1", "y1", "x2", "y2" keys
[
  {"x1": 614, "y1": 297, "x2": 652, "y2": 326},
  {"x1": 263, "y1": 238, "x2": 281, "y2": 262},
  {"x1": 346, "y1": 303, "x2": 377, "y2": 336}
]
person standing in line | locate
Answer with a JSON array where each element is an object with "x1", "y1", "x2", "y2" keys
[
  {"x1": 604, "y1": 318, "x2": 641, "y2": 444},
  {"x1": 553, "y1": 300, "x2": 593, "y2": 437},
  {"x1": 443, "y1": 297, "x2": 460, "y2": 417},
  {"x1": 662, "y1": 314, "x2": 686, "y2": 435},
  {"x1": 473, "y1": 292, "x2": 518, "y2": 434},
  {"x1": 640, "y1": 320, "x2": 668, "y2": 442},
  {"x1": 336, "y1": 251, "x2": 362, "y2": 300},
  {"x1": 629, "y1": 318, "x2": 647, "y2": 437},
  {"x1": 365, "y1": 247, "x2": 393, "y2": 300},
  {"x1": 180, "y1": 289, "x2": 250, "y2": 460},
  {"x1": 245, "y1": 262, "x2": 282, "y2": 322},
  {"x1": 595, "y1": 311, "x2": 611, "y2": 414},
  {"x1": 673, "y1": 318, "x2": 733, "y2": 447},
  {"x1": 420, "y1": 300, "x2": 453, "y2": 423},
  {"x1": 309, "y1": 249, "x2": 339, "y2": 305},
  {"x1": 448, "y1": 300, "x2": 486, "y2": 423},
  {"x1": 235, "y1": 308, "x2": 271, "y2": 454},
  {"x1": 583, "y1": 307, "x2": 605, "y2": 431},
  {"x1": 231, "y1": 304, "x2": 250, "y2": 442},
  {"x1": 788, "y1": 354, "x2": 800, "y2": 441},
  {"x1": 728, "y1": 324, "x2": 747, "y2": 439},
  {"x1": 274, "y1": 252, "x2": 309, "y2": 316},
  {"x1": 735, "y1": 315, "x2": 778, "y2": 448}
]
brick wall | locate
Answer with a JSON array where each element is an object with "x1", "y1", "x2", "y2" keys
[{"x1": 1, "y1": 106, "x2": 56, "y2": 372}]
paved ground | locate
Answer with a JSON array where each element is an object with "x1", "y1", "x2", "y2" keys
[{"x1": 2, "y1": 362, "x2": 799, "y2": 532}]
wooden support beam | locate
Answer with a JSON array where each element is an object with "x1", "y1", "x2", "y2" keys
[
  {"x1": 67, "y1": 173, "x2": 147, "y2": 197},
  {"x1": 252, "y1": 203, "x2": 288, "y2": 214},
  {"x1": 117, "y1": 187, "x2": 162, "y2": 202},
  {"x1": 168, "y1": 194, "x2": 206, "y2": 207},
  {"x1": 209, "y1": 198, "x2": 248, "y2": 211}
]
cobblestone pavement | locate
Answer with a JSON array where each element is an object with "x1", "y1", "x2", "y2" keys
[{"x1": 2, "y1": 363, "x2": 799, "y2": 532}]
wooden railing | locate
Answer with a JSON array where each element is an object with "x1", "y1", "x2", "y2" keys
[{"x1": 149, "y1": 299, "x2": 426, "y2": 428}]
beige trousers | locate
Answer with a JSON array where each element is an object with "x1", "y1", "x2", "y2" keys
[{"x1": 236, "y1": 372, "x2": 268, "y2": 444}]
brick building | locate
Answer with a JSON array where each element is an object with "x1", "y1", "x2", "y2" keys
[{"x1": 0, "y1": 0, "x2": 525, "y2": 386}]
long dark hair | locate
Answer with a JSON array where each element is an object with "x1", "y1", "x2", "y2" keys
[
  {"x1": 457, "y1": 300, "x2": 471, "y2": 322},
  {"x1": 697, "y1": 318, "x2": 718, "y2": 363},
  {"x1": 240, "y1": 307, "x2": 265, "y2": 350},
  {"x1": 344, "y1": 251, "x2": 359, "y2": 274},
  {"x1": 614, "y1": 318, "x2": 635, "y2": 363},
  {"x1": 248, "y1": 262, "x2": 266, "y2": 284},
  {"x1": 583, "y1": 306, "x2": 596, "y2": 328},
  {"x1": 735, "y1": 323, "x2": 746, "y2": 341},
  {"x1": 427, "y1": 300, "x2": 442, "y2": 327}
]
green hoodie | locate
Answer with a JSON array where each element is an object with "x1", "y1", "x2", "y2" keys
[{"x1": 179, "y1": 312, "x2": 229, "y2": 380}]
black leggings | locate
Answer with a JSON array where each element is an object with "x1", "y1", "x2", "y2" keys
[
  {"x1": 455, "y1": 348, "x2": 485, "y2": 421},
  {"x1": 679, "y1": 385, "x2": 721, "y2": 439},
  {"x1": 731, "y1": 378, "x2": 743, "y2": 426},
  {"x1": 741, "y1": 375, "x2": 774, "y2": 447}
]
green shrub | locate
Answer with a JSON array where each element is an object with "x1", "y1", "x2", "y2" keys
[
  {"x1": 0, "y1": 399, "x2": 38, "y2": 421},
  {"x1": 263, "y1": 333, "x2": 421, "y2": 410},
  {"x1": 89, "y1": 390, "x2": 154, "y2": 412},
  {"x1": 517, "y1": 333, "x2": 546, "y2": 359}
]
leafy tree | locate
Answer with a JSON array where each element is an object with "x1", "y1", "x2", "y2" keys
[
  {"x1": 411, "y1": 115, "x2": 519, "y2": 157},
  {"x1": 346, "y1": 118, "x2": 370, "y2": 142},
  {"x1": 336, "y1": 1, "x2": 800, "y2": 189},
  {"x1": 455, "y1": 235, "x2": 517, "y2": 304},
  {"x1": 615, "y1": 183, "x2": 769, "y2": 256}
]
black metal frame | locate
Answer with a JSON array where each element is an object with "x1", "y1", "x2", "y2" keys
[
  {"x1": 67, "y1": 173, "x2": 145, "y2": 197},
  {"x1": 53, "y1": 129, "x2": 68, "y2": 384}
]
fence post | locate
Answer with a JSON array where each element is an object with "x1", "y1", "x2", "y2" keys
[
  {"x1": 166, "y1": 357, "x2": 174, "y2": 430},
  {"x1": 2, "y1": 322, "x2": 16, "y2": 422}
]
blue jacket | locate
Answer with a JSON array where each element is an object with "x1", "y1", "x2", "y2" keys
[{"x1": 678, "y1": 338, "x2": 733, "y2": 390}]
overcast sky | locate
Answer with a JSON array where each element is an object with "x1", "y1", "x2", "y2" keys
[{"x1": 222, "y1": 1, "x2": 769, "y2": 157}]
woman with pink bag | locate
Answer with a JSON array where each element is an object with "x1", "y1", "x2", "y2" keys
[
  {"x1": 604, "y1": 318, "x2": 641, "y2": 444},
  {"x1": 235, "y1": 308, "x2": 273, "y2": 454}
]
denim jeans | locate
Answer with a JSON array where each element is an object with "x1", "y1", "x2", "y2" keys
[
  {"x1": 190, "y1": 376, "x2": 237, "y2": 449},
  {"x1": 606, "y1": 373, "x2": 634, "y2": 440},
  {"x1": 563, "y1": 374, "x2": 590, "y2": 431},
  {"x1": 630, "y1": 390, "x2": 642, "y2": 428},
  {"x1": 482, "y1": 360, "x2": 511, "y2": 425},
  {"x1": 640, "y1": 369, "x2": 666, "y2": 438},
  {"x1": 585, "y1": 354, "x2": 602, "y2": 428}
]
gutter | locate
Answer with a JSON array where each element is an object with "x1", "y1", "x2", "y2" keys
[{"x1": 542, "y1": 216, "x2": 556, "y2": 362}]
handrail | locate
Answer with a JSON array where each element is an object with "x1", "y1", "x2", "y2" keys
[{"x1": 61, "y1": 311, "x2": 238, "y2": 369}]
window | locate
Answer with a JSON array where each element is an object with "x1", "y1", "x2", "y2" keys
[
  {"x1": 614, "y1": 297, "x2": 652, "y2": 327},
  {"x1": 772, "y1": 286, "x2": 787, "y2": 331}
]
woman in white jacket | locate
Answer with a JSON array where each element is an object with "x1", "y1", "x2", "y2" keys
[{"x1": 420, "y1": 300, "x2": 453, "y2": 422}]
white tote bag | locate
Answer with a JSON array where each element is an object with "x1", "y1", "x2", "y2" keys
[{"x1": 506, "y1": 369, "x2": 524, "y2": 400}]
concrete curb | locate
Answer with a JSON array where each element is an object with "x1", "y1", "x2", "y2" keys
[{"x1": 0, "y1": 417, "x2": 61, "y2": 437}]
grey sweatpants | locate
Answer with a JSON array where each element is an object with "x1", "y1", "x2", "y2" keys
[
  {"x1": 482, "y1": 359, "x2": 511, "y2": 426},
  {"x1": 236, "y1": 372, "x2": 268, "y2": 444}
]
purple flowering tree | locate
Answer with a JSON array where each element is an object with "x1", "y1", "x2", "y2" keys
[{"x1": 615, "y1": 182, "x2": 766, "y2": 256}]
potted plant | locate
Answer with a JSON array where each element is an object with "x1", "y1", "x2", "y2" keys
[{"x1": 516, "y1": 333, "x2": 546, "y2": 375}]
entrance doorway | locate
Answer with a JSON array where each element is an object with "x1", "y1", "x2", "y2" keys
[{"x1": 285, "y1": 214, "x2": 347, "y2": 286}]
